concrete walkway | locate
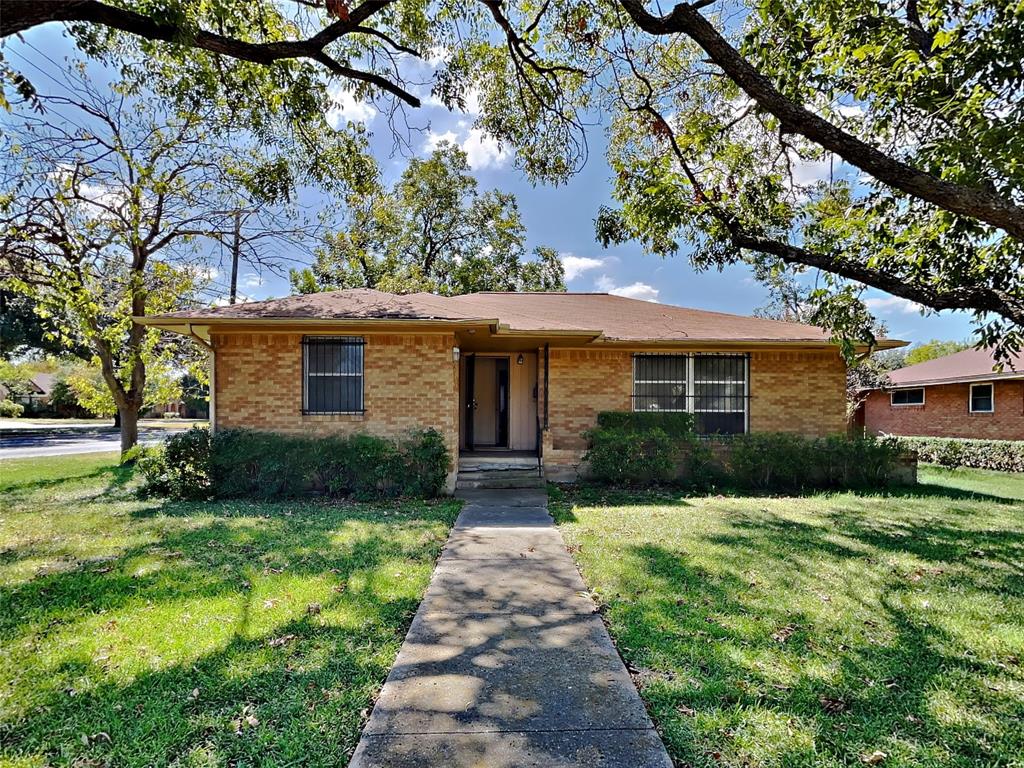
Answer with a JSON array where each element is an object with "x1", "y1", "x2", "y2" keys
[{"x1": 349, "y1": 489, "x2": 672, "y2": 768}]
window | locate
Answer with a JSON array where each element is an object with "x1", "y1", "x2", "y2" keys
[
  {"x1": 891, "y1": 388, "x2": 925, "y2": 406},
  {"x1": 302, "y1": 336, "x2": 364, "y2": 414},
  {"x1": 632, "y1": 354, "x2": 687, "y2": 412},
  {"x1": 633, "y1": 353, "x2": 748, "y2": 434},
  {"x1": 970, "y1": 383, "x2": 994, "y2": 413}
]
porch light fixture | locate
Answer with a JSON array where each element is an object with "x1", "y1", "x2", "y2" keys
[
  {"x1": 516, "y1": 353, "x2": 524, "y2": 365},
  {"x1": 452, "y1": 346, "x2": 461, "y2": 363}
]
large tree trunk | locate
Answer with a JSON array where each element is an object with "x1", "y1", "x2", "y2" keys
[{"x1": 118, "y1": 404, "x2": 140, "y2": 454}]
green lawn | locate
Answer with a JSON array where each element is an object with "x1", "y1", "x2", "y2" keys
[
  {"x1": 551, "y1": 470, "x2": 1024, "y2": 768},
  {"x1": 0, "y1": 453, "x2": 460, "y2": 767}
]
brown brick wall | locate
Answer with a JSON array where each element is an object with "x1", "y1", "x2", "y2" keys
[
  {"x1": 748, "y1": 349, "x2": 848, "y2": 436},
  {"x1": 212, "y1": 332, "x2": 460, "y2": 486},
  {"x1": 542, "y1": 349, "x2": 632, "y2": 473},
  {"x1": 541, "y1": 347, "x2": 848, "y2": 480},
  {"x1": 863, "y1": 381, "x2": 1024, "y2": 440}
]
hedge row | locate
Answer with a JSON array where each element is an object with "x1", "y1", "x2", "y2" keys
[
  {"x1": 584, "y1": 415, "x2": 908, "y2": 491},
  {"x1": 892, "y1": 435, "x2": 1024, "y2": 473},
  {"x1": 134, "y1": 427, "x2": 449, "y2": 500}
]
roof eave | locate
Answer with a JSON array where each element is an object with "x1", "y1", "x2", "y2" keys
[{"x1": 888, "y1": 372, "x2": 1024, "y2": 388}]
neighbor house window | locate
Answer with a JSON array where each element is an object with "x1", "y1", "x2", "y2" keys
[
  {"x1": 302, "y1": 336, "x2": 365, "y2": 414},
  {"x1": 970, "y1": 383, "x2": 994, "y2": 413},
  {"x1": 632, "y1": 353, "x2": 748, "y2": 434},
  {"x1": 891, "y1": 388, "x2": 925, "y2": 406}
]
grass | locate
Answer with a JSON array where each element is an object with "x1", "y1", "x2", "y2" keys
[
  {"x1": 0, "y1": 453, "x2": 460, "y2": 767},
  {"x1": 551, "y1": 469, "x2": 1024, "y2": 768}
]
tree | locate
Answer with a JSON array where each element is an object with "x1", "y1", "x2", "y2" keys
[
  {"x1": 291, "y1": 143, "x2": 566, "y2": 295},
  {"x1": 904, "y1": 339, "x2": 971, "y2": 367},
  {"x1": 5, "y1": 0, "x2": 1023, "y2": 354},
  {"x1": 0, "y1": 290, "x2": 91, "y2": 360},
  {"x1": 577, "y1": 0, "x2": 1024, "y2": 359},
  {"x1": 0, "y1": 70, "x2": 332, "y2": 452}
]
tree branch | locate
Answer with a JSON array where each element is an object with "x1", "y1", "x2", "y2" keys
[
  {"x1": 1, "y1": 0, "x2": 421, "y2": 106},
  {"x1": 616, "y1": 0, "x2": 1024, "y2": 240}
]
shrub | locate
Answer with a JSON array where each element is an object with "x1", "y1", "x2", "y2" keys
[
  {"x1": 584, "y1": 426, "x2": 676, "y2": 485},
  {"x1": 892, "y1": 435, "x2": 1024, "y2": 473},
  {"x1": 0, "y1": 399, "x2": 24, "y2": 418},
  {"x1": 595, "y1": 411, "x2": 696, "y2": 438},
  {"x1": 207, "y1": 428, "x2": 450, "y2": 500},
  {"x1": 583, "y1": 412, "x2": 907, "y2": 491},
  {"x1": 728, "y1": 432, "x2": 812, "y2": 490},
  {"x1": 135, "y1": 427, "x2": 212, "y2": 499}
]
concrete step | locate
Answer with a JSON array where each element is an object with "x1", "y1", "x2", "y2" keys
[
  {"x1": 458, "y1": 469, "x2": 541, "y2": 480},
  {"x1": 458, "y1": 462, "x2": 540, "y2": 473},
  {"x1": 455, "y1": 476, "x2": 547, "y2": 490}
]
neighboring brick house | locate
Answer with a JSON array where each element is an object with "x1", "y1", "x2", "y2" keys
[
  {"x1": 140, "y1": 289, "x2": 902, "y2": 490},
  {"x1": 861, "y1": 348, "x2": 1024, "y2": 440}
]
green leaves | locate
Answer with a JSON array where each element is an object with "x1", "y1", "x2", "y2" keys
[{"x1": 295, "y1": 143, "x2": 566, "y2": 296}]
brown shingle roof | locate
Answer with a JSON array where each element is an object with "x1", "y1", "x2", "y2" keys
[
  {"x1": 888, "y1": 347, "x2": 1024, "y2": 387},
  {"x1": 447, "y1": 292, "x2": 834, "y2": 342},
  {"x1": 154, "y1": 288, "x2": 487, "y2": 321},
  {"x1": 145, "y1": 288, "x2": 901, "y2": 346}
]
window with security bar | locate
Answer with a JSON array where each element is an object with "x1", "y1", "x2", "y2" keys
[
  {"x1": 632, "y1": 353, "x2": 749, "y2": 434},
  {"x1": 302, "y1": 337, "x2": 365, "y2": 414}
]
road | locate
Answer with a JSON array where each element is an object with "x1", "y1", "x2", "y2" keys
[{"x1": 0, "y1": 429, "x2": 165, "y2": 460}]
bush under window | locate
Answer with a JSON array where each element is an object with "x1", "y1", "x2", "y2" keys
[
  {"x1": 584, "y1": 412, "x2": 907, "y2": 491},
  {"x1": 137, "y1": 427, "x2": 449, "y2": 500}
]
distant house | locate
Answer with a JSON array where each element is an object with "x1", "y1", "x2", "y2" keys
[
  {"x1": 861, "y1": 348, "x2": 1024, "y2": 440},
  {"x1": 140, "y1": 288, "x2": 904, "y2": 489},
  {"x1": 0, "y1": 372, "x2": 56, "y2": 410}
]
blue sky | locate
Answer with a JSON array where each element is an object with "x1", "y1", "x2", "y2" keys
[{"x1": 7, "y1": 26, "x2": 976, "y2": 348}]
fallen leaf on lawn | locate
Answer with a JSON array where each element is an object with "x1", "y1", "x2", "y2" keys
[
  {"x1": 307, "y1": 602, "x2": 322, "y2": 615},
  {"x1": 244, "y1": 714, "x2": 259, "y2": 727},
  {"x1": 268, "y1": 634, "x2": 296, "y2": 648},
  {"x1": 772, "y1": 624, "x2": 797, "y2": 643},
  {"x1": 860, "y1": 750, "x2": 887, "y2": 764},
  {"x1": 819, "y1": 696, "x2": 847, "y2": 714},
  {"x1": 262, "y1": 599, "x2": 278, "y2": 609},
  {"x1": 677, "y1": 705, "x2": 696, "y2": 717},
  {"x1": 188, "y1": 688, "x2": 199, "y2": 701}
]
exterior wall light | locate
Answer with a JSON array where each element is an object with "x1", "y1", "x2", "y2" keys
[
  {"x1": 516, "y1": 353, "x2": 525, "y2": 365},
  {"x1": 452, "y1": 346, "x2": 461, "y2": 363}
]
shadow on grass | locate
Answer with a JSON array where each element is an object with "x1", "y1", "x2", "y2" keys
[
  {"x1": 610, "y1": 538, "x2": 1023, "y2": 766},
  {"x1": 0, "y1": 461, "x2": 135, "y2": 498},
  {"x1": 1, "y1": 492, "x2": 460, "y2": 766},
  {"x1": 553, "y1": 484, "x2": 1024, "y2": 766}
]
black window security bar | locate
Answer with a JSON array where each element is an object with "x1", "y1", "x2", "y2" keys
[
  {"x1": 302, "y1": 336, "x2": 365, "y2": 414},
  {"x1": 632, "y1": 353, "x2": 750, "y2": 435}
]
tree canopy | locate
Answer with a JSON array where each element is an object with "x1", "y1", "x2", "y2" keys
[
  {"x1": 3, "y1": 0, "x2": 1023, "y2": 356},
  {"x1": 0, "y1": 67, "x2": 352, "y2": 450},
  {"x1": 904, "y1": 339, "x2": 972, "y2": 367},
  {"x1": 291, "y1": 143, "x2": 566, "y2": 295}
]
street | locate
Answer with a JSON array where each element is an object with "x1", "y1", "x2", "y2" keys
[{"x1": 0, "y1": 429, "x2": 165, "y2": 460}]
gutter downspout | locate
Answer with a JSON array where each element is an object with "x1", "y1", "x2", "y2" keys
[{"x1": 187, "y1": 324, "x2": 215, "y2": 432}]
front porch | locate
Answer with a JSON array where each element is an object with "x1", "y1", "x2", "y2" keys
[{"x1": 456, "y1": 449, "x2": 544, "y2": 490}]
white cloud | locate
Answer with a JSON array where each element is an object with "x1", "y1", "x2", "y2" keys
[
  {"x1": 596, "y1": 275, "x2": 660, "y2": 302},
  {"x1": 789, "y1": 152, "x2": 835, "y2": 187},
  {"x1": 425, "y1": 129, "x2": 459, "y2": 152},
  {"x1": 425, "y1": 126, "x2": 509, "y2": 170},
  {"x1": 326, "y1": 85, "x2": 376, "y2": 128},
  {"x1": 865, "y1": 296, "x2": 924, "y2": 315},
  {"x1": 241, "y1": 273, "x2": 264, "y2": 290},
  {"x1": 560, "y1": 254, "x2": 605, "y2": 281},
  {"x1": 462, "y1": 128, "x2": 509, "y2": 170}
]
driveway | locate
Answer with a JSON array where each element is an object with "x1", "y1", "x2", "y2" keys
[
  {"x1": 348, "y1": 489, "x2": 672, "y2": 767},
  {"x1": 0, "y1": 429, "x2": 164, "y2": 459}
]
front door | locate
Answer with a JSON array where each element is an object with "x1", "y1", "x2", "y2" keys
[{"x1": 469, "y1": 356, "x2": 509, "y2": 448}]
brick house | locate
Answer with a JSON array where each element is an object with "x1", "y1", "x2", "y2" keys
[
  {"x1": 861, "y1": 348, "x2": 1024, "y2": 440},
  {"x1": 141, "y1": 289, "x2": 902, "y2": 490}
]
